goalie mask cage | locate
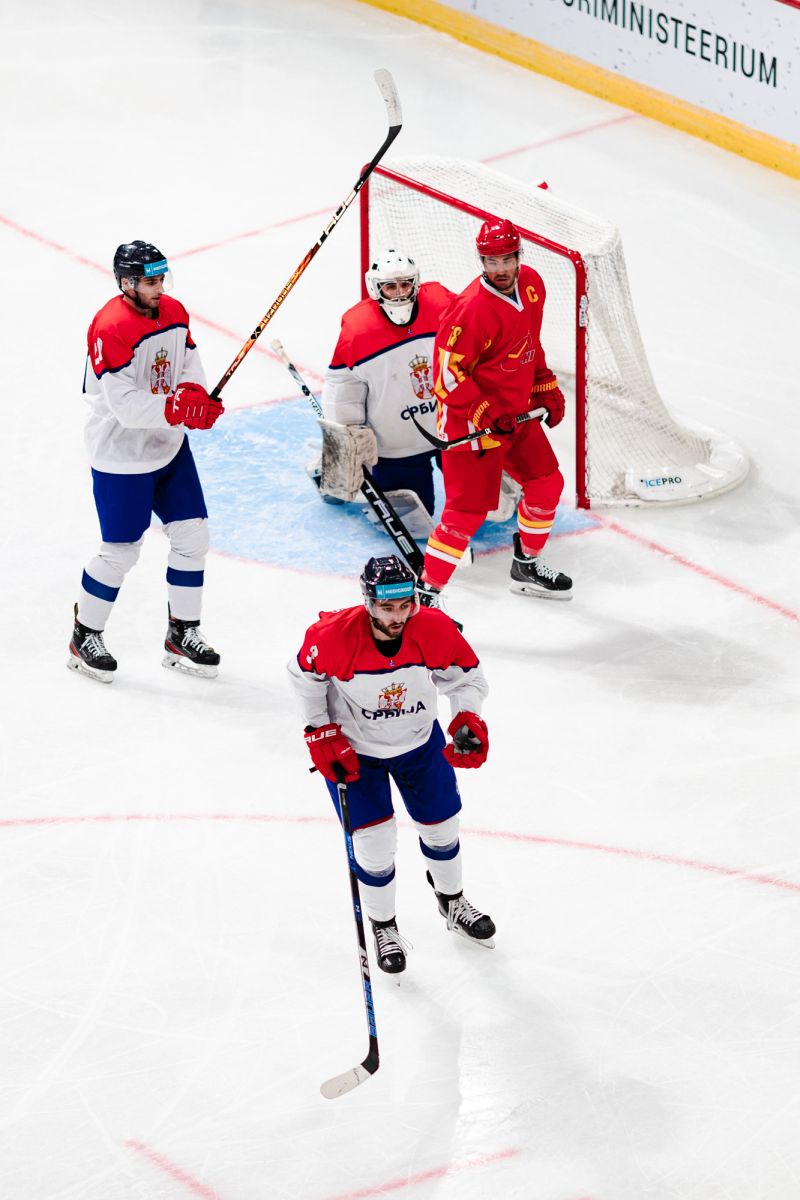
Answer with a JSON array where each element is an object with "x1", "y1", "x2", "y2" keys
[{"x1": 360, "y1": 158, "x2": 748, "y2": 509}]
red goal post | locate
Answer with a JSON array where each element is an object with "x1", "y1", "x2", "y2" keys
[{"x1": 359, "y1": 158, "x2": 747, "y2": 509}]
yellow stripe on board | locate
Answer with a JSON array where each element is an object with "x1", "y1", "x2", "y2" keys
[{"x1": 357, "y1": 0, "x2": 800, "y2": 180}]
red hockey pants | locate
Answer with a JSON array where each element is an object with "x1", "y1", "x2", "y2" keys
[{"x1": 423, "y1": 417, "x2": 563, "y2": 590}]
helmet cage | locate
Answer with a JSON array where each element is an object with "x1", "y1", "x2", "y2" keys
[{"x1": 365, "y1": 249, "x2": 420, "y2": 326}]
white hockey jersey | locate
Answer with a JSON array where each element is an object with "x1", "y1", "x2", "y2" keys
[
  {"x1": 287, "y1": 604, "x2": 488, "y2": 759},
  {"x1": 82, "y1": 294, "x2": 208, "y2": 473},
  {"x1": 321, "y1": 282, "x2": 454, "y2": 459}
]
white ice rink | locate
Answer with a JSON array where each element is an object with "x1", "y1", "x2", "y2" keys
[{"x1": 2, "y1": 2, "x2": 800, "y2": 1197}]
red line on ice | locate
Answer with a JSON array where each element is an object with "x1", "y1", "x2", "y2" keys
[
  {"x1": 321, "y1": 1147, "x2": 521, "y2": 1199},
  {"x1": 3, "y1": 812, "x2": 799, "y2": 896},
  {"x1": 124, "y1": 1140, "x2": 227, "y2": 1200},
  {"x1": 0, "y1": 214, "x2": 324, "y2": 388},
  {"x1": 597, "y1": 516, "x2": 800, "y2": 624},
  {"x1": 481, "y1": 113, "x2": 638, "y2": 164}
]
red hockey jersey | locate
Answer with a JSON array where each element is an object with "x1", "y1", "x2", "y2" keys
[
  {"x1": 433, "y1": 265, "x2": 553, "y2": 451},
  {"x1": 321, "y1": 282, "x2": 454, "y2": 458},
  {"x1": 82, "y1": 294, "x2": 207, "y2": 473},
  {"x1": 287, "y1": 604, "x2": 488, "y2": 758}
]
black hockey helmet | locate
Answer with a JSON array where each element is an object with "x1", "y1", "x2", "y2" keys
[
  {"x1": 360, "y1": 556, "x2": 416, "y2": 604},
  {"x1": 113, "y1": 240, "x2": 170, "y2": 288}
]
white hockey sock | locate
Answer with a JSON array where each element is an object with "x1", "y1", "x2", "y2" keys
[
  {"x1": 78, "y1": 540, "x2": 143, "y2": 630},
  {"x1": 164, "y1": 518, "x2": 208, "y2": 621},
  {"x1": 360, "y1": 878, "x2": 398, "y2": 924}
]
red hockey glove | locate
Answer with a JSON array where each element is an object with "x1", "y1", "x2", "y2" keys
[
  {"x1": 165, "y1": 383, "x2": 224, "y2": 430},
  {"x1": 466, "y1": 397, "x2": 515, "y2": 438},
  {"x1": 442, "y1": 711, "x2": 489, "y2": 769},
  {"x1": 304, "y1": 723, "x2": 360, "y2": 783},
  {"x1": 530, "y1": 372, "x2": 565, "y2": 428}
]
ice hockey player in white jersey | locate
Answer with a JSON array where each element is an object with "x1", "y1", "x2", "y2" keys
[
  {"x1": 287, "y1": 555, "x2": 496, "y2": 975},
  {"x1": 314, "y1": 250, "x2": 455, "y2": 538},
  {"x1": 68, "y1": 241, "x2": 223, "y2": 683}
]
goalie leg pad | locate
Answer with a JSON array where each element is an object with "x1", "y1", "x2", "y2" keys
[{"x1": 319, "y1": 420, "x2": 378, "y2": 502}]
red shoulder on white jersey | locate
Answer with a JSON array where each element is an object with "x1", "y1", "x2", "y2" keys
[
  {"x1": 296, "y1": 603, "x2": 479, "y2": 682},
  {"x1": 331, "y1": 282, "x2": 455, "y2": 370},
  {"x1": 87, "y1": 295, "x2": 194, "y2": 377}
]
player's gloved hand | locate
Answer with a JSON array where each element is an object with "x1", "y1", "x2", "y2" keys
[
  {"x1": 165, "y1": 383, "x2": 224, "y2": 430},
  {"x1": 466, "y1": 397, "x2": 516, "y2": 438},
  {"x1": 530, "y1": 372, "x2": 565, "y2": 428},
  {"x1": 442, "y1": 711, "x2": 489, "y2": 769},
  {"x1": 304, "y1": 723, "x2": 360, "y2": 783}
]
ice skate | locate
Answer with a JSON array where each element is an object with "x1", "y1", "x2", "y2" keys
[
  {"x1": 67, "y1": 604, "x2": 116, "y2": 684},
  {"x1": 416, "y1": 580, "x2": 464, "y2": 631},
  {"x1": 427, "y1": 871, "x2": 495, "y2": 948},
  {"x1": 370, "y1": 917, "x2": 411, "y2": 976},
  {"x1": 509, "y1": 533, "x2": 572, "y2": 600},
  {"x1": 162, "y1": 611, "x2": 220, "y2": 679}
]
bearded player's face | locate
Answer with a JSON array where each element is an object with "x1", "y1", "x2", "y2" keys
[{"x1": 369, "y1": 596, "x2": 416, "y2": 638}]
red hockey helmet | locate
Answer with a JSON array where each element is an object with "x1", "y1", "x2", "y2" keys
[{"x1": 476, "y1": 218, "x2": 520, "y2": 257}]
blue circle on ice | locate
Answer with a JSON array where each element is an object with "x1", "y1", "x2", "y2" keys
[{"x1": 190, "y1": 399, "x2": 597, "y2": 574}]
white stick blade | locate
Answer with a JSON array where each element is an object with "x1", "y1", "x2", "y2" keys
[
  {"x1": 320, "y1": 1063, "x2": 373, "y2": 1101},
  {"x1": 374, "y1": 69, "x2": 402, "y2": 127},
  {"x1": 270, "y1": 338, "x2": 288, "y2": 363}
]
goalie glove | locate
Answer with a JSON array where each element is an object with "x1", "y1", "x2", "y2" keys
[
  {"x1": 442, "y1": 711, "x2": 489, "y2": 769},
  {"x1": 318, "y1": 420, "x2": 378, "y2": 502},
  {"x1": 530, "y1": 371, "x2": 565, "y2": 428}
]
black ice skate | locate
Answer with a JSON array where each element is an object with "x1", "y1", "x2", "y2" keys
[
  {"x1": 509, "y1": 533, "x2": 572, "y2": 600},
  {"x1": 67, "y1": 604, "x2": 117, "y2": 684},
  {"x1": 369, "y1": 917, "x2": 411, "y2": 975},
  {"x1": 416, "y1": 581, "x2": 464, "y2": 631},
  {"x1": 426, "y1": 871, "x2": 496, "y2": 949},
  {"x1": 417, "y1": 580, "x2": 443, "y2": 610},
  {"x1": 163, "y1": 611, "x2": 220, "y2": 679}
]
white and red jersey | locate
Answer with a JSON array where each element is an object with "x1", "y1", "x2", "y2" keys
[
  {"x1": 433, "y1": 264, "x2": 553, "y2": 451},
  {"x1": 287, "y1": 604, "x2": 488, "y2": 759},
  {"x1": 82, "y1": 294, "x2": 208, "y2": 473},
  {"x1": 321, "y1": 281, "x2": 454, "y2": 458}
]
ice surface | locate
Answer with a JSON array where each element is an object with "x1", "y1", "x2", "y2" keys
[{"x1": 1, "y1": 2, "x2": 799, "y2": 1197}]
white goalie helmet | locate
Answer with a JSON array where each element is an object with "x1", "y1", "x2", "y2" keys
[{"x1": 365, "y1": 249, "x2": 420, "y2": 326}]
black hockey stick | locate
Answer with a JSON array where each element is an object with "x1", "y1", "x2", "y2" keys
[
  {"x1": 409, "y1": 406, "x2": 548, "y2": 451},
  {"x1": 271, "y1": 339, "x2": 426, "y2": 576},
  {"x1": 209, "y1": 70, "x2": 402, "y2": 401},
  {"x1": 320, "y1": 765, "x2": 380, "y2": 1100}
]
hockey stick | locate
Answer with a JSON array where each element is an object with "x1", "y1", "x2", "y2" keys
[
  {"x1": 209, "y1": 69, "x2": 402, "y2": 401},
  {"x1": 271, "y1": 339, "x2": 425, "y2": 575},
  {"x1": 409, "y1": 406, "x2": 548, "y2": 451},
  {"x1": 320, "y1": 765, "x2": 380, "y2": 1100}
]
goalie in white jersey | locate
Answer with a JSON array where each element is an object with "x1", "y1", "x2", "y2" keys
[
  {"x1": 315, "y1": 250, "x2": 454, "y2": 538},
  {"x1": 288, "y1": 555, "x2": 496, "y2": 975}
]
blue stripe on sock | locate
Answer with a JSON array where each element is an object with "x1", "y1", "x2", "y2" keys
[
  {"x1": 354, "y1": 864, "x2": 396, "y2": 888},
  {"x1": 419, "y1": 838, "x2": 461, "y2": 862},
  {"x1": 166, "y1": 567, "x2": 204, "y2": 587},
  {"x1": 81, "y1": 570, "x2": 120, "y2": 603}
]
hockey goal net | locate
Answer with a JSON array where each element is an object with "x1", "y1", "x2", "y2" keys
[{"x1": 360, "y1": 157, "x2": 747, "y2": 508}]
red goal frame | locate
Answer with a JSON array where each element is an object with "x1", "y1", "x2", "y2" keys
[{"x1": 360, "y1": 164, "x2": 591, "y2": 508}]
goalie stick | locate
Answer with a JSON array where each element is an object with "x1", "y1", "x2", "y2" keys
[
  {"x1": 271, "y1": 339, "x2": 425, "y2": 576},
  {"x1": 209, "y1": 69, "x2": 402, "y2": 401},
  {"x1": 320, "y1": 766, "x2": 380, "y2": 1100},
  {"x1": 409, "y1": 406, "x2": 548, "y2": 451}
]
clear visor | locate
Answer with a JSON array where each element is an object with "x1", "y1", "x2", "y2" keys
[{"x1": 122, "y1": 264, "x2": 173, "y2": 294}]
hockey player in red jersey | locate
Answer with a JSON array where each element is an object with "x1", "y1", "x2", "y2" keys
[
  {"x1": 315, "y1": 250, "x2": 454, "y2": 536},
  {"x1": 288, "y1": 556, "x2": 495, "y2": 975},
  {"x1": 68, "y1": 241, "x2": 223, "y2": 683},
  {"x1": 419, "y1": 219, "x2": 573, "y2": 604}
]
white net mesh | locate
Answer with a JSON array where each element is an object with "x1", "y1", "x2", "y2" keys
[{"x1": 364, "y1": 157, "x2": 747, "y2": 506}]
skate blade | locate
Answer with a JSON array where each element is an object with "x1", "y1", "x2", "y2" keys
[
  {"x1": 451, "y1": 926, "x2": 495, "y2": 950},
  {"x1": 161, "y1": 652, "x2": 218, "y2": 679},
  {"x1": 509, "y1": 581, "x2": 572, "y2": 601},
  {"x1": 66, "y1": 655, "x2": 114, "y2": 684}
]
